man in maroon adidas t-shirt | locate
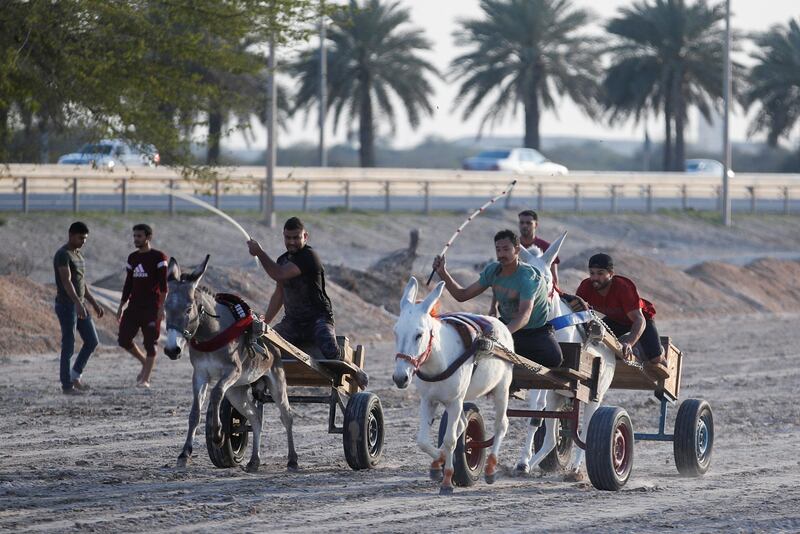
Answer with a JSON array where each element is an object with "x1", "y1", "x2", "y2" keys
[
  {"x1": 116, "y1": 224, "x2": 168, "y2": 387},
  {"x1": 575, "y1": 253, "x2": 666, "y2": 365}
]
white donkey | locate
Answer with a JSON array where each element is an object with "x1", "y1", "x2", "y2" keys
[
  {"x1": 514, "y1": 232, "x2": 617, "y2": 479},
  {"x1": 392, "y1": 278, "x2": 514, "y2": 495}
]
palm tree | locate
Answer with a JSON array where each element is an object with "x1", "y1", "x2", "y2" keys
[
  {"x1": 746, "y1": 18, "x2": 800, "y2": 149},
  {"x1": 450, "y1": 0, "x2": 601, "y2": 150},
  {"x1": 603, "y1": 0, "x2": 733, "y2": 171},
  {"x1": 292, "y1": 0, "x2": 438, "y2": 167}
]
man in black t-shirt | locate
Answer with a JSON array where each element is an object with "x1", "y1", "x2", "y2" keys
[{"x1": 247, "y1": 217, "x2": 340, "y2": 361}]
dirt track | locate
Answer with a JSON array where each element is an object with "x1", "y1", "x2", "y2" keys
[
  {"x1": 2, "y1": 211, "x2": 800, "y2": 532},
  {"x1": 1, "y1": 313, "x2": 799, "y2": 532}
]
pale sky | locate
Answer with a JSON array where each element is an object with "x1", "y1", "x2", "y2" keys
[{"x1": 236, "y1": 0, "x2": 800, "y2": 151}]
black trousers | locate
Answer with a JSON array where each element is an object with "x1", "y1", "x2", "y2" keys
[
  {"x1": 602, "y1": 317, "x2": 663, "y2": 360},
  {"x1": 512, "y1": 325, "x2": 564, "y2": 368},
  {"x1": 274, "y1": 316, "x2": 341, "y2": 360}
]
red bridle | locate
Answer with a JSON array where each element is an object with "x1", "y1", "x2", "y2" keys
[{"x1": 395, "y1": 329, "x2": 435, "y2": 371}]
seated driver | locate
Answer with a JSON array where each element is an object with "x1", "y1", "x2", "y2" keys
[
  {"x1": 246, "y1": 217, "x2": 340, "y2": 360},
  {"x1": 574, "y1": 253, "x2": 667, "y2": 366},
  {"x1": 432, "y1": 229, "x2": 563, "y2": 368}
]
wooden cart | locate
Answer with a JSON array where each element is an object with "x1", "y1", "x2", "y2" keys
[
  {"x1": 205, "y1": 328, "x2": 385, "y2": 471},
  {"x1": 440, "y1": 320, "x2": 714, "y2": 491}
]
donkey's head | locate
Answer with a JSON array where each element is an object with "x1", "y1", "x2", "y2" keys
[
  {"x1": 163, "y1": 255, "x2": 210, "y2": 360},
  {"x1": 392, "y1": 277, "x2": 445, "y2": 389},
  {"x1": 518, "y1": 231, "x2": 567, "y2": 302}
]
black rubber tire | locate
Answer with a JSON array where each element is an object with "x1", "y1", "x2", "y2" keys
[
  {"x1": 586, "y1": 406, "x2": 635, "y2": 491},
  {"x1": 673, "y1": 399, "x2": 714, "y2": 476},
  {"x1": 534, "y1": 418, "x2": 575, "y2": 472},
  {"x1": 343, "y1": 392, "x2": 384, "y2": 470},
  {"x1": 205, "y1": 397, "x2": 249, "y2": 468},
  {"x1": 438, "y1": 403, "x2": 486, "y2": 487}
]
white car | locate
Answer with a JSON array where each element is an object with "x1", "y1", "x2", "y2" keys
[
  {"x1": 58, "y1": 139, "x2": 160, "y2": 169},
  {"x1": 685, "y1": 159, "x2": 734, "y2": 178},
  {"x1": 462, "y1": 148, "x2": 568, "y2": 175}
]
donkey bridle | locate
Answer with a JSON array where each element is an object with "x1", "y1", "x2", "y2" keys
[{"x1": 395, "y1": 329, "x2": 435, "y2": 371}]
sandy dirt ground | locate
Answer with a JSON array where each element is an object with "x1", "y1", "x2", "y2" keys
[
  {"x1": 1, "y1": 211, "x2": 800, "y2": 532},
  {"x1": 1, "y1": 315, "x2": 799, "y2": 533}
]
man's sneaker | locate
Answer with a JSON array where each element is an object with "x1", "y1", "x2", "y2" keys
[
  {"x1": 71, "y1": 379, "x2": 91, "y2": 392},
  {"x1": 353, "y1": 369, "x2": 369, "y2": 390},
  {"x1": 62, "y1": 386, "x2": 85, "y2": 396}
]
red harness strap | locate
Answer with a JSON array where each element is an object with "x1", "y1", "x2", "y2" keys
[
  {"x1": 190, "y1": 314, "x2": 254, "y2": 352},
  {"x1": 189, "y1": 293, "x2": 255, "y2": 353}
]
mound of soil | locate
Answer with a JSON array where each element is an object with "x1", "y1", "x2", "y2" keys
[
  {"x1": 686, "y1": 259, "x2": 800, "y2": 313},
  {"x1": 0, "y1": 275, "x2": 120, "y2": 355}
]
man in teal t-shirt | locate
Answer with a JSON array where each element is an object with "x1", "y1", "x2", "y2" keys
[{"x1": 432, "y1": 229, "x2": 563, "y2": 368}]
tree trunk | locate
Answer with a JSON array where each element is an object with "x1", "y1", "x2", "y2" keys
[
  {"x1": 358, "y1": 74, "x2": 375, "y2": 168},
  {"x1": 0, "y1": 106, "x2": 9, "y2": 160},
  {"x1": 207, "y1": 107, "x2": 223, "y2": 165},
  {"x1": 673, "y1": 74, "x2": 686, "y2": 172},
  {"x1": 524, "y1": 81, "x2": 541, "y2": 149},
  {"x1": 38, "y1": 117, "x2": 50, "y2": 164}
]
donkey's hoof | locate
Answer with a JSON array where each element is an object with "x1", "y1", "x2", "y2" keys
[
  {"x1": 439, "y1": 486, "x2": 454, "y2": 496},
  {"x1": 243, "y1": 461, "x2": 260, "y2": 473},
  {"x1": 287, "y1": 460, "x2": 299, "y2": 472},
  {"x1": 429, "y1": 468, "x2": 443, "y2": 482},
  {"x1": 485, "y1": 472, "x2": 497, "y2": 485},
  {"x1": 514, "y1": 462, "x2": 530, "y2": 475},
  {"x1": 176, "y1": 456, "x2": 190, "y2": 469}
]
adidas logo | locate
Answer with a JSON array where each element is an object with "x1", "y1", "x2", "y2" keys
[{"x1": 133, "y1": 264, "x2": 148, "y2": 278}]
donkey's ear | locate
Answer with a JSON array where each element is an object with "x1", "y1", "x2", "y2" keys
[
  {"x1": 421, "y1": 281, "x2": 445, "y2": 315},
  {"x1": 541, "y1": 231, "x2": 567, "y2": 269},
  {"x1": 401, "y1": 277, "x2": 418, "y2": 310},
  {"x1": 188, "y1": 254, "x2": 210, "y2": 285},
  {"x1": 167, "y1": 257, "x2": 181, "y2": 282}
]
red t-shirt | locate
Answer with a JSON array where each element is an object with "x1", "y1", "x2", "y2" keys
[
  {"x1": 576, "y1": 275, "x2": 655, "y2": 325},
  {"x1": 522, "y1": 236, "x2": 560, "y2": 264},
  {"x1": 121, "y1": 249, "x2": 169, "y2": 309}
]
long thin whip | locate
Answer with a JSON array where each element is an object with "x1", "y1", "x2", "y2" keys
[
  {"x1": 426, "y1": 179, "x2": 517, "y2": 285},
  {"x1": 165, "y1": 188, "x2": 259, "y2": 266}
]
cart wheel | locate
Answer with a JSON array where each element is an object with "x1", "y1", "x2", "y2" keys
[
  {"x1": 534, "y1": 418, "x2": 575, "y2": 472},
  {"x1": 343, "y1": 392, "x2": 384, "y2": 470},
  {"x1": 673, "y1": 399, "x2": 714, "y2": 476},
  {"x1": 205, "y1": 397, "x2": 249, "y2": 468},
  {"x1": 586, "y1": 406, "x2": 634, "y2": 491},
  {"x1": 438, "y1": 403, "x2": 486, "y2": 487}
]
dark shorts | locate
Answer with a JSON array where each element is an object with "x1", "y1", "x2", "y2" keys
[
  {"x1": 274, "y1": 316, "x2": 340, "y2": 360},
  {"x1": 602, "y1": 317, "x2": 663, "y2": 360},
  {"x1": 118, "y1": 307, "x2": 160, "y2": 357},
  {"x1": 512, "y1": 325, "x2": 564, "y2": 368}
]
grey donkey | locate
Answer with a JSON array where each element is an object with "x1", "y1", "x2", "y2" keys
[{"x1": 163, "y1": 255, "x2": 297, "y2": 472}]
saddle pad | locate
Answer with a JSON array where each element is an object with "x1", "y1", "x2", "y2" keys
[{"x1": 439, "y1": 313, "x2": 496, "y2": 348}]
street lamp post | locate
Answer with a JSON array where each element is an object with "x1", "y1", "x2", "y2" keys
[
  {"x1": 318, "y1": 0, "x2": 327, "y2": 167},
  {"x1": 722, "y1": 0, "x2": 732, "y2": 226},
  {"x1": 265, "y1": 31, "x2": 277, "y2": 228}
]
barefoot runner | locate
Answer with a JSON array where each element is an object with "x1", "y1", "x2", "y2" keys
[{"x1": 116, "y1": 224, "x2": 168, "y2": 388}]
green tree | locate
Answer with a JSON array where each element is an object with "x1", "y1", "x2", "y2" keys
[
  {"x1": 746, "y1": 18, "x2": 800, "y2": 152},
  {"x1": 450, "y1": 0, "x2": 601, "y2": 150},
  {"x1": 292, "y1": 0, "x2": 439, "y2": 167},
  {"x1": 603, "y1": 0, "x2": 735, "y2": 171},
  {"x1": 0, "y1": 0, "x2": 316, "y2": 165}
]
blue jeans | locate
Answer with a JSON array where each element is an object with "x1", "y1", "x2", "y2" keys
[{"x1": 55, "y1": 300, "x2": 99, "y2": 389}]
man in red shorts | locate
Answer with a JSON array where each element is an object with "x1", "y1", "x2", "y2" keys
[
  {"x1": 575, "y1": 253, "x2": 667, "y2": 366},
  {"x1": 116, "y1": 224, "x2": 168, "y2": 388}
]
